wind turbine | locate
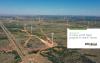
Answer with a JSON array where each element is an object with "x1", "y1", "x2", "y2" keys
[
  {"x1": 24, "y1": 24, "x2": 33, "y2": 47},
  {"x1": 0, "y1": 22, "x2": 52, "y2": 63},
  {"x1": 21, "y1": 24, "x2": 27, "y2": 32},
  {"x1": 51, "y1": 32, "x2": 54, "y2": 42},
  {"x1": 87, "y1": 21, "x2": 90, "y2": 28},
  {"x1": 21, "y1": 17, "x2": 57, "y2": 49}
]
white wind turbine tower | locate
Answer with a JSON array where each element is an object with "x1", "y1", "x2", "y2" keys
[
  {"x1": 21, "y1": 17, "x2": 57, "y2": 48},
  {"x1": 24, "y1": 24, "x2": 33, "y2": 47},
  {"x1": 30, "y1": 24, "x2": 33, "y2": 34},
  {"x1": 64, "y1": 16, "x2": 69, "y2": 28},
  {"x1": 24, "y1": 24, "x2": 27, "y2": 30},
  {"x1": 38, "y1": 17, "x2": 42, "y2": 25},
  {"x1": 51, "y1": 32, "x2": 54, "y2": 42},
  {"x1": 87, "y1": 21, "x2": 90, "y2": 28}
]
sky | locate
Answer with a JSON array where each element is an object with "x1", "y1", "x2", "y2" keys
[{"x1": 0, "y1": 0, "x2": 100, "y2": 16}]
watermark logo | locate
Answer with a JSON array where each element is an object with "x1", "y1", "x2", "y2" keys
[{"x1": 67, "y1": 28, "x2": 100, "y2": 49}]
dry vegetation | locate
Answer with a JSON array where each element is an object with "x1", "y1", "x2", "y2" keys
[{"x1": 0, "y1": 19, "x2": 99, "y2": 63}]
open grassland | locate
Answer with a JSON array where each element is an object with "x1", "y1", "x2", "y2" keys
[{"x1": 0, "y1": 20, "x2": 100, "y2": 63}]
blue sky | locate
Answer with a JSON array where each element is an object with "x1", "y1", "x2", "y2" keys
[{"x1": 0, "y1": 0, "x2": 100, "y2": 16}]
